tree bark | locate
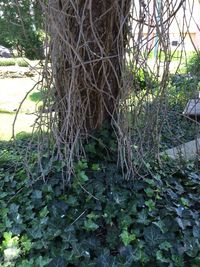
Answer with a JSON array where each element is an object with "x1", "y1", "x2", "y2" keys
[{"x1": 49, "y1": 0, "x2": 131, "y2": 135}]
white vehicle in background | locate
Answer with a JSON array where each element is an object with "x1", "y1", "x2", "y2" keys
[{"x1": 0, "y1": 45, "x2": 11, "y2": 58}]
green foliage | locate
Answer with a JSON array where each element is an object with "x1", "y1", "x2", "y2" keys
[
  {"x1": 120, "y1": 230, "x2": 136, "y2": 246},
  {"x1": 85, "y1": 122, "x2": 118, "y2": 163},
  {"x1": 1, "y1": 139, "x2": 200, "y2": 266},
  {"x1": 0, "y1": 57, "x2": 30, "y2": 67},
  {"x1": 158, "y1": 74, "x2": 200, "y2": 149},
  {"x1": 29, "y1": 91, "x2": 43, "y2": 102},
  {"x1": 127, "y1": 64, "x2": 157, "y2": 92},
  {"x1": 0, "y1": 58, "x2": 15, "y2": 66},
  {"x1": 0, "y1": 232, "x2": 33, "y2": 266},
  {"x1": 0, "y1": 0, "x2": 44, "y2": 59},
  {"x1": 186, "y1": 52, "x2": 200, "y2": 76},
  {"x1": 129, "y1": 73, "x2": 200, "y2": 157},
  {"x1": 168, "y1": 74, "x2": 200, "y2": 107},
  {"x1": 16, "y1": 58, "x2": 29, "y2": 67}
]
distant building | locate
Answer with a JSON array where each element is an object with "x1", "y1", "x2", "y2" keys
[
  {"x1": 131, "y1": 0, "x2": 200, "y2": 55},
  {"x1": 168, "y1": 0, "x2": 200, "y2": 52}
]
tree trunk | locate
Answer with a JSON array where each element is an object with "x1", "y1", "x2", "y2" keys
[{"x1": 49, "y1": 0, "x2": 131, "y2": 136}]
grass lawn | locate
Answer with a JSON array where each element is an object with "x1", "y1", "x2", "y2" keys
[
  {"x1": 0, "y1": 77, "x2": 40, "y2": 140},
  {"x1": 0, "y1": 113, "x2": 37, "y2": 140},
  {"x1": 0, "y1": 57, "x2": 188, "y2": 141},
  {"x1": 0, "y1": 78, "x2": 39, "y2": 113}
]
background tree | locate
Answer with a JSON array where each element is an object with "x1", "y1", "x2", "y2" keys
[{"x1": 0, "y1": 0, "x2": 44, "y2": 59}]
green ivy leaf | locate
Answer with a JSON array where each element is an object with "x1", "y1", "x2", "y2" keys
[
  {"x1": 180, "y1": 197, "x2": 190, "y2": 207},
  {"x1": 120, "y1": 230, "x2": 136, "y2": 246},
  {"x1": 144, "y1": 225, "x2": 164, "y2": 246},
  {"x1": 76, "y1": 160, "x2": 88, "y2": 170},
  {"x1": 153, "y1": 220, "x2": 167, "y2": 233},
  {"x1": 106, "y1": 226, "x2": 118, "y2": 249},
  {"x1": 145, "y1": 179, "x2": 155, "y2": 186},
  {"x1": 144, "y1": 188, "x2": 154, "y2": 197},
  {"x1": 159, "y1": 241, "x2": 172, "y2": 251},
  {"x1": 0, "y1": 192, "x2": 8, "y2": 198},
  {"x1": 66, "y1": 195, "x2": 77, "y2": 206},
  {"x1": 9, "y1": 204, "x2": 19, "y2": 215},
  {"x1": 96, "y1": 249, "x2": 117, "y2": 267},
  {"x1": 137, "y1": 210, "x2": 150, "y2": 225},
  {"x1": 120, "y1": 245, "x2": 149, "y2": 264},
  {"x1": 29, "y1": 227, "x2": 43, "y2": 239},
  {"x1": 172, "y1": 254, "x2": 184, "y2": 266},
  {"x1": 87, "y1": 212, "x2": 100, "y2": 220},
  {"x1": 39, "y1": 206, "x2": 49, "y2": 218},
  {"x1": 35, "y1": 256, "x2": 52, "y2": 267},
  {"x1": 21, "y1": 235, "x2": 32, "y2": 253},
  {"x1": 4, "y1": 217, "x2": 13, "y2": 228},
  {"x1": 78, "y1": 171, "x2": 88, "y2": 182},
  {"x1": 193, "y1": 225, "x2": 200, "y2": 238},
  {"x1": 85, "y1": 143, "x2": 96, "y2": 154},
  {"x1": 2, "y1": 232, "x2": 19, "y2": 249},
  {"x1": 32, "y1": 190, "x2": 42, "y2": 199},
  {"x1": 145, "y1": 199, "x2": 155, "y2": 211},
  {"x1": 17, "y1": 259, "x2": 34, "y2": 267},
  {"x1": 91, "y1": 164, "x2": 100, "y2": 171},
  {"x1": 47, "y1": 257, "x2": 66, "y2": 267},
  {"x1": 84, "y1": 220, "x2": 99, "y2": 232},
  {"x1": 156, "y1": 250, "x2": 170, "y2": 263},
  {"x1": 120, "y1": 215, "x2": 133, "y2": 229}
]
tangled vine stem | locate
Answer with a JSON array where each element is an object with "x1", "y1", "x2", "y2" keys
[{"x1": 31, "y1": 0, "x2": 200, "y2": 180}]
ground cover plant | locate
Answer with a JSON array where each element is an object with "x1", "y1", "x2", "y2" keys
[
  {"x1": 1, "y1": 1, "x2": 200, "y2": 266},
  {"x1": 1, "y1": 132, "x2": 200, "y2": 267}
]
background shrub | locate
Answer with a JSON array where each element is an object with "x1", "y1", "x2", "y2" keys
[
  {"x1": 0, "y1": 57, "x2": 30, "y2": 67},
  {"x1": 0, "y1": 58, "x2": 15, "y2": 66},
  {"x1": 16, "y1": 58, "x2": 29, "y2": 67},
  {"x1": 186, "y1": 52, "x2": 200, "y2": 76}
]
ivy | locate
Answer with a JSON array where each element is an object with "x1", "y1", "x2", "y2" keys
[{"x1": 1, "y1": 140, "x2": 200, "y2": 266}]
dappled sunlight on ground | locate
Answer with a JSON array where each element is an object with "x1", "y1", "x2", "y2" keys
[
  {"x1": 0, "y1": 77, "x2": 40, "y2": 140},
  {"x1": 0, "y1": 113, "x2": 37, "y2": 141},
  {"x1": 0, "y1": 78, "x2": 39, "y2": 113}
]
